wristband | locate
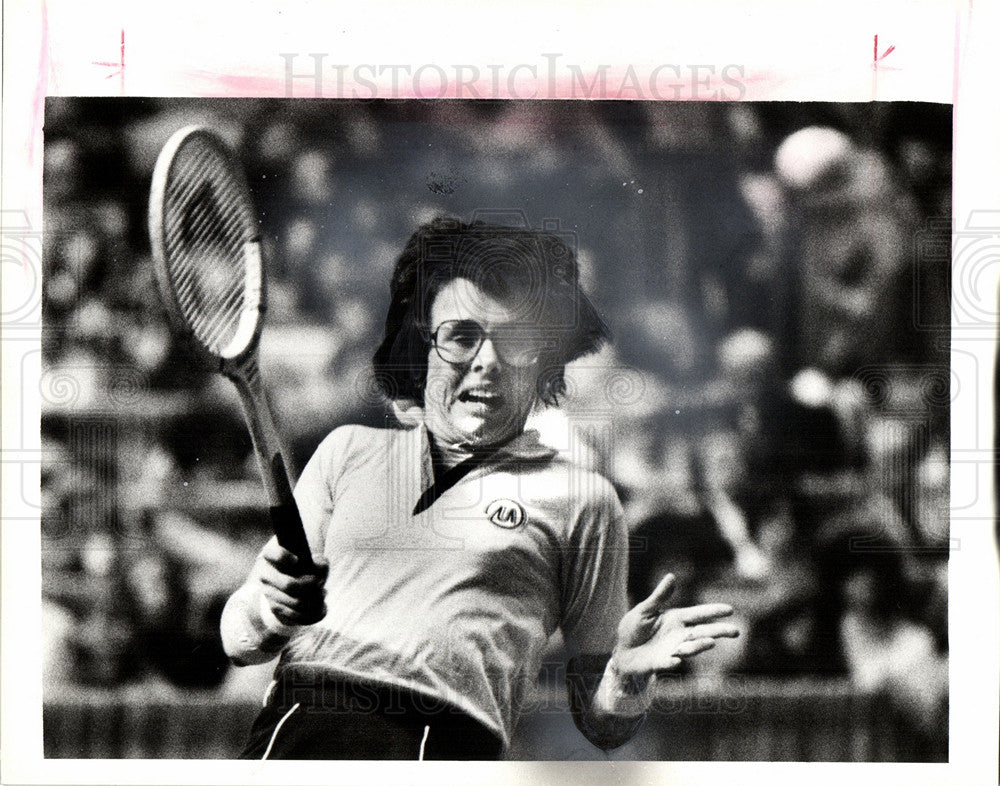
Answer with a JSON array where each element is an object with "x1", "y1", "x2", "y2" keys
[
  {"x1": 601, "y1": 658, "x2": 655, "y2": 718},
  {"x1": 606, "y1": 657, "x2": 654, "y2": 698}
]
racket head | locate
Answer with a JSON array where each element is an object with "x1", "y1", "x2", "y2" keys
[{"x1": 149, "y1": 126, "x2": 265, "y2": 367}]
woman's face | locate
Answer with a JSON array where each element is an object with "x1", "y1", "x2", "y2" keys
[{"x1": 423, "y1": 277, "x2": 542, "y2": 449}]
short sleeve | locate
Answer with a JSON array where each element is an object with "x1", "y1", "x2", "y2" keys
[
  {"x1": 292, "y1": 426, "x2": 355, "y2": 555},
  {"x1": 559, "y1": 476, "x2": 629, "y2": 656}
]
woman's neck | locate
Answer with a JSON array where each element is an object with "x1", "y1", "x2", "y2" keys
[
  {"x1": 426, "y1": 431, "x2": 515, "y2": 481},
  {"x1": 428, "y1": 433, "x2": 476, "y2": 474}
]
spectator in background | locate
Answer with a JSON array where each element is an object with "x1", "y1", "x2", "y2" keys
[
  {"x1": 697, "y1": 329, "x2": 863, "y2": 570},
  {"x1": 733, "y1": 501, "x2": 824, "y2": 677},
  {"x1": 125, "y1": 542, "x2": 231, "y2": 689},
  {"x1": 661, "y1": 327, "x2": 929, "y2": 678},
  {"x1": 774, "y1": 127, "x2": 920, "y2": 377},
  {"x1": 834, "y1": 543, "x2": 947, "y2": 750}
]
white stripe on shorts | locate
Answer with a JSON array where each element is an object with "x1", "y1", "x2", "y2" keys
[
  {"x1": 261, "y1": 702, "x2": 301, "y2": 760},
  {"x1": 418, "y1": 724, "x2": 430, "y2": 761}
]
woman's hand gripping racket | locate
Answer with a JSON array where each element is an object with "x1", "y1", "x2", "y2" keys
[{"x1": 149, "y1": 126, "x2": 313, "y2": 570}]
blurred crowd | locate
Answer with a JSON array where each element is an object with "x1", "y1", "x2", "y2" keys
[{"x1": 41, "y1": 99, "x2": 950, "y2": 744}]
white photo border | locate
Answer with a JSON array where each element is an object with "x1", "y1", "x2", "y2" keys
[{"x1": 2, "y1": 1, "x2": 997, "y2": 784}]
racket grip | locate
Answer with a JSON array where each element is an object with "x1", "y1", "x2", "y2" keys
[{"x1": 269, "y1": 454, "x2": 315, "y2": 570}]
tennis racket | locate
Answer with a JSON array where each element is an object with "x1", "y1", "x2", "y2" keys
[{"x1": 148, "y1": 125, "x2": 313, "y2": 569}]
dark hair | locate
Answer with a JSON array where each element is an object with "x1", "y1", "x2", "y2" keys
[{"x1": 372, "y1": 216, "x2": 609, "y2": 406}]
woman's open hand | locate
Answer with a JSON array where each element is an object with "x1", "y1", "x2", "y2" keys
[{"x1": 612, "y1": 574, "x2": 739, "y2": 676}]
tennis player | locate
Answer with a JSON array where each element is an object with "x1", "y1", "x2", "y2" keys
[{"x1": 221, "y1": 217, "x2": 739, "y2": 760}]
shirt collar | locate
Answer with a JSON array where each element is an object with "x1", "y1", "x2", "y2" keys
[
  {"x1": 492, "y1": 428, "x2": 559, "y2": 461},
  {"x1": 394, "y1": 400, "x2": 557, "y2": 462},
  {"x1": 413, "y1": 419, "x2": 557, "y2": 463},
  {"x1": 408, "y1": 424, "x2": 556, "y2": 516}
]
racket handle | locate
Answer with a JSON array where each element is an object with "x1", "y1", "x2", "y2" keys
[
  {"x1": 268, "y1": 454, "x2": 315, "y2": 570},
  {"x1": 228, "y1": 360, "x2": 315, "y2": 571}
]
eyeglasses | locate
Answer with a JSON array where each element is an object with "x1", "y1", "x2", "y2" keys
[{"x1": 430, "y1": 319, "x2": 544, "y2": 368}]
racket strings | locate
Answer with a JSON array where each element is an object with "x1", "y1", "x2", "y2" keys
[
  {"x1": 166, "y1": 148, "x2": 246, "y2": 268},
  {"x1": 166, "y1": 220, "x2": 246, "y2": 334},
  {"x1": 167, "y1": 148, "x2": 247, "y2": 292},
  {"x1": 168, "y1": 165, "x2": 248, "y2": 278},
  {"x1": 162, "y1": 141, "x2": 258, "y2": 354}
]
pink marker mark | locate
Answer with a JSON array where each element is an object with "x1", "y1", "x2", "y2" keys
[
  {"x1": 92, "y1": 28, "x2": 125, "y2": 94},
  {"x1": 871, "y1": 34, "x2": 898, "y2": 99},
  {"x1": 874, "y1": 35, "x2": 896, "y2": 66},
  {"x1": 184, "y1": 70, "x2": 288, "y2": 97},
  {"x1": 29, "y1": 0, "x2": 52, "y2": 167}
]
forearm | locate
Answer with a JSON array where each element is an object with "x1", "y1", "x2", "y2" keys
[
  {"x1": 566, "y1": 654, "x2": 652, "y2": 751},
  {"x1": 219, "y1": 580, "x2": 293, "y2": 666}
]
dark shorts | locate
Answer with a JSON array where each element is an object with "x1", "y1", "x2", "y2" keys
[{"x1": 239, "y1": 673, "x2": 505, "y2": 760}]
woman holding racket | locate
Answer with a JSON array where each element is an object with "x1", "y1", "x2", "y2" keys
[{"x1": 220, "y1": 217, "x2": 739, "y2": 760}]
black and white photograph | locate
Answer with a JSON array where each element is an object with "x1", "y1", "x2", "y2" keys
[
  {"x1": 2, "y1": 2, "x2": 998, "y2": 783},
  {"x1": 37, "y1": 98, "x2": 953, "y2": 762}
]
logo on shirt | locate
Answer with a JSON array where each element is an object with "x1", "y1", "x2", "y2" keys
[{"x1": 485, "y1": 499, "x2": 525, "y2": 529}]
